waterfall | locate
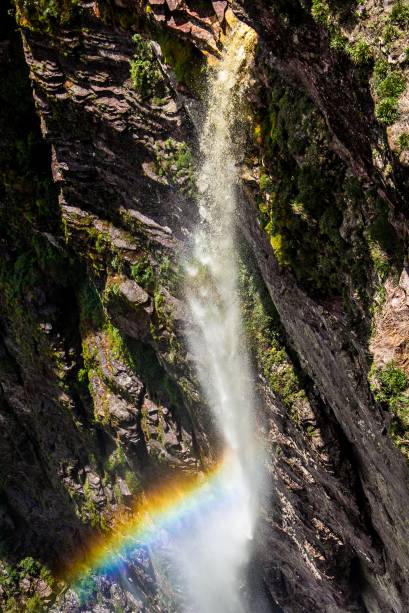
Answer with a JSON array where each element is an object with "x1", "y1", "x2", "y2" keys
[
  {"x1": 180, "y1": 20, "x2": 260, "y2": 613},
  {"x1": 64, "y1": 20, "x2": 263, "y2": 613}
]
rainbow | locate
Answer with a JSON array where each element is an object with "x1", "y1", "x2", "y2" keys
[{"x1": 64, "y1": 454, "x2": 239, "y2": 599}]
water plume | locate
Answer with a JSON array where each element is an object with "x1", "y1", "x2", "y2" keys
[
  {"x1": 64, "y1": 19, "x2": 261, "y2": 613},
  {"x1": 181, "y1": 19, "x2": 260, "y2": 613}
]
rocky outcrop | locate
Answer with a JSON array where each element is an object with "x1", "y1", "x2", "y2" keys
[
  {"x1": 148, "y1": 0, "x2": 228, "y2": 51},
  {"x1": 233, "y1": 0, "x2": 409, "y2": 239},
  {"x1": 241, "y1": 198, "x2": 409, "y2": 611},
  {"x1": 0, "y1": 2, "x2": 204, "y2": 608}
]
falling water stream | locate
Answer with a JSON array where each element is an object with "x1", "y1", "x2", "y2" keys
[
  {"x1": 67, "y1": 19, "x2": 263, "y2": 613},
  {"x1": 178, "y1": 20, "x2": 261, "y2": 613}
]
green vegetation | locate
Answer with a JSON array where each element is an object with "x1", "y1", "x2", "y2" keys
[
  {"x1": 105, "y1": 446, "x2": 126, "y2": 474},
  {"x1": 130, "y1": 34, "x2": 166, "y2": 99},
  {"x1": 75, "y1": 572, "x2": 98, "y2": 605},
  {"x1": 371, "y1": 363, "x2": 409, "y2": 460},
  {"x1": 347, "y1": 39, "x2": 373, "y2": 65},
  {"x1": 373, "y1": 58, "x2": 389, "y2": 84},
  {"x1": 78, "y1": 279, "x2": 104, "y2": 330},
  {"x1": 383, "y1": 23, "x2": 400, "y2": 45},
  {"x1": 258, "y1": 84, "x2": 365, "y2": 298},
  {"x1": 330, "y1": 31, "x2": 348, "y2": 51},
  {"x1": 156, "y1": 30, "x2": 206, "y2": 95},
  {"x1": 0, "y1": 557, "x2": 56, "y2": 611},
  {"x1": 130, "y1": 255, "x2": 155, "y2": 289},
  {"x1": 126, "y1": 338, "x2": 188, "y2": 429},
  {"x1": 311, "y1": 0, "x2": 331, "y2": 26},
  {"x1": 376, "y1": 70, "x2": 406, "y2": 99},
  {"x1": 308, "y1": 0, "x2": 407, "y2": 126},
  {"x1": 398, "y1": 132, "x2": 409, "y2": 151},
  {"x1": 376, "y1": 364, "x2": 408, "y2": 400},
  {"x1": 255, "y1": 79, "x2": 402, "y2": 332},
  {"x1": 239, "y1": 260, "x2": 307, "y2": 422},
  {"x1": 77, "y1": 479, "x2": 108, "y2": 531},
  {"x1": 375, "y1": 98, "x2": 400, "y2": 124},
  {"x1": 155, "y1": 138, "x2": 195, "y2": 197},
  {"x1": 373, "y1": 60, "x2": 406, "y2": 125},
  {"x1": 124, "y1": 470, "x2": 141, "y2": 495},
  {"x1": 16, "y1": 0, "x2": 79, "y2": 30},
  {"x1": 0, "y1": 10, "x2": 82, "y2": 376},
  {"x1": 0, "y1": 196, "x2": 65, "y2": 373},
  {"x1": 389, "y1": 0, "x2": 409, "y2": 27},
  {"x1": 105, "y1": 321, "x2": 129, "y2": 363},
  {"x1": 310, "y1": 0, "x2": 370, "y2": 52}
]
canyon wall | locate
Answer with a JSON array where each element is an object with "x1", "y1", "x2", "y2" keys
[{"x1": 1, "y1": 1, "x2": 409, "y2": 611}]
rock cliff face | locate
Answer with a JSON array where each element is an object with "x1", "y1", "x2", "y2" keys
[{"x1": 1, "y1": 0, "x2": 409, "y2": 611}]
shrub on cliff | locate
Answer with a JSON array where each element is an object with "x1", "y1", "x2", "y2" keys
[
  {"x1": 347, "y1": 39, "x2": 373, "y2": 65},
  {"x1": 16, "y1": 0, "x2": 79, "y2": 30},
  {"x1": 390, "y1": 0, "x2": 409, "y2": 27},
  {"x1": 372, "y1": 363, "x2": 409, "y2": 459},
  {"x1": 130, "y1": 34, "x2": 166, "y2": 100},
  {"x1": 373, "y1": 61, "x2": 407, "y2": 124}
]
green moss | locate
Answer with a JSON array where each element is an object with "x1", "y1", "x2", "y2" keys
[
  {"x1": 259, "y1": 172, "x2": 274, "y2": 193},
  {"x1": 373, "y1": 58, "x2": 389, "y2": 83},
  {"x1": 389, "y1": 0, "x2": 409, "y2": 27},
  {"x1": 270, "y1": 233, "x2": 286, "y2": 266},
  {"x1": 255, "y1": 77, "x2": 403, "y2": 333},
  {"x1": 239, "y1": 259, "x2": 307, "y2": 421},
  {"x1": 103, "y1": 280, "x2": 122, "y2": 307},
  {"x1": 155, "y1": 138, "x2": 195, "y2": 196},
  {"x1": 311, "y1": 0, "x2": 370, "y2": 36},
  {"x1": 377, "y1": 364, "x2": 408, "y2": 398},
  {"x1": 0, "y1": 557, "x2": 56, "y2": 611},
  {"x1": 376, "y1": 70, "x2": 406, "y2": 99},
  {"x1": 368, "y1": 243, "x2": 390, "y2": 279},
  {"x1": 105, "y1": 446, "x2": 126, "y2": 474},
  {"x1": 383, "y1": 23, "x2": 401, "y2": 44},
  {"x1": 105, "y1": 322, "x2": 129, "y2": 363},
  {"x1": 305, "y1": 424, "x2": 318, "y2": 439},
  {"x1": 16, "y1": 0, "x2": 79, "y2": 31},
  {"x1": 375, "y1": 97, "x2": 399, "y2": 124},
  {"x1": 307, "y1": 0, "x2": 406, "y2": 130},
  {"x1": 371, "y1": 362, "x2": 409, "y2": 459},
  {"x1": 77, "y1": 480, "x2": 108, "y2": 531},
  {"x1": 0, "y1": 251, "x2": 59, "y2": 368},
  {"x1": 330, "y1": 31, "x2": 348, "y2": 51},
  {"x1": 156, "y1": 30, "x2": 206, "y2": 94},
  {"x1": 78, "y1": 279, "x2": 104, "y2": 330},
  {"x1": 124, "y1": 470, "x2": 141, "y2": 495},
  {"x1": 367, "y1": 198, "x2": 401, "y2": 260},
  {"x1": 258, "y1": 84, "x2": 362, "y2": 298},
  {"x1": 26, "y1": 594, "x2": 44, "y2": 612},
  {"x1": 130, "y1": 256, "x2": 155, "y2": 289},
  {"x1": 129, "y1": 34, "x2": 166, "y2": 99},
  {"x1": 110, "y1": 253, "x2": 125, "y2": 274},
  {"x1": 311, "y1": 0, "x2": 331, "y2": 25},
  {"x1": 75, "y1": 572, "x2": 98, "y2": 606},
  {"x1": 398, "y1": 132, "x2": 409, "y2": 151},
  {"x1": 373, "y1": 62, "x2": 406, "y2": 125},
  {"x1": 347, "y1": 39, "x2": 373, "y2": 65}
]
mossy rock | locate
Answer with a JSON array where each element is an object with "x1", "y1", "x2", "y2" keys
[{"x1": 16, "y1": 0, "x2": 80, "y2": 31}]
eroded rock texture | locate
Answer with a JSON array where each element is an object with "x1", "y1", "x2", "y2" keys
[{"x1": 1, "y1": 0, "x2": 409, "y2": 611}]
